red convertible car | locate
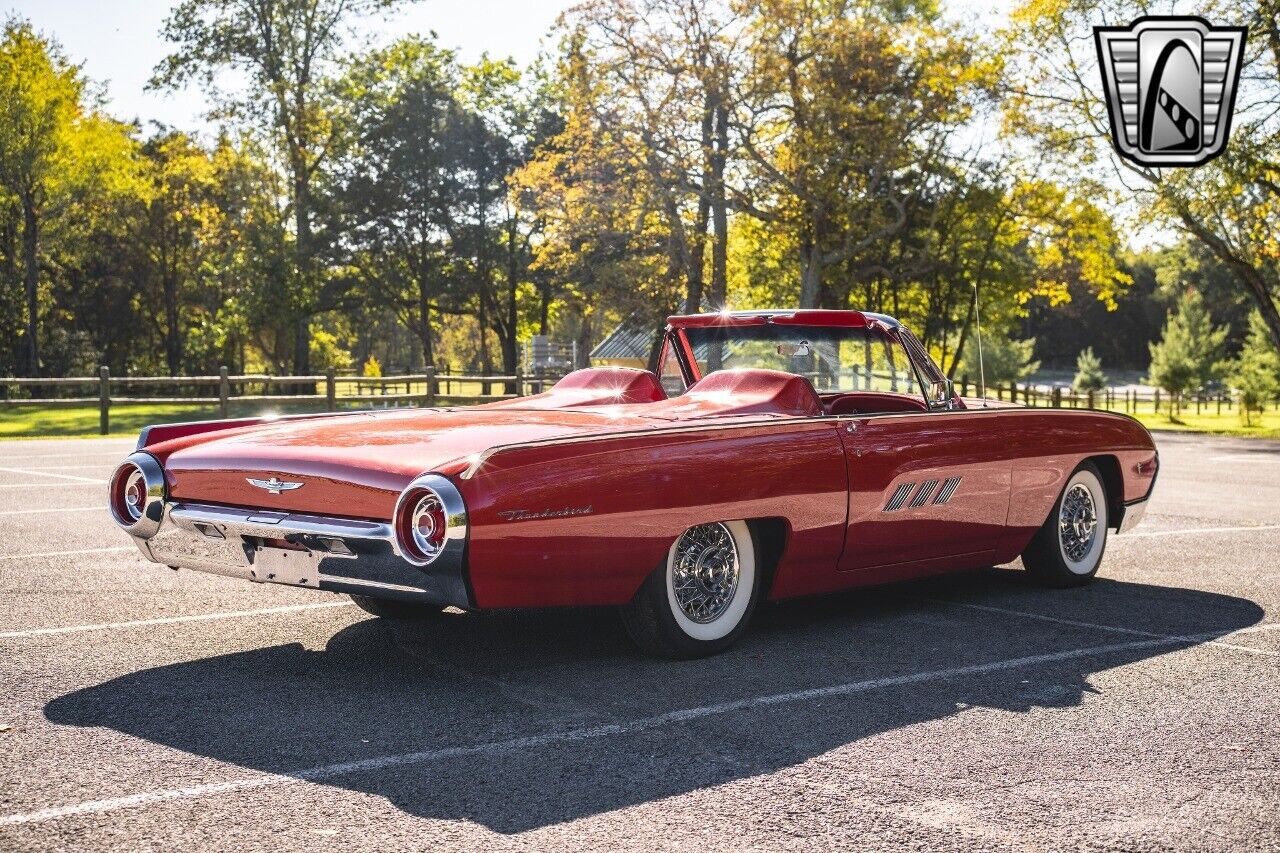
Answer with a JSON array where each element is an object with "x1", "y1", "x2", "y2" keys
[{"x1": 110, "y1": 310, "x2": 1157, "y2": 657}]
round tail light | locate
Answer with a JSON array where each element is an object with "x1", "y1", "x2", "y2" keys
[
  {"x1": 110, "y1": 453, "x2": 165, "y2": 538},
  {"x1": 393, "y1": 475, "x2": 467, "y2": 567}
]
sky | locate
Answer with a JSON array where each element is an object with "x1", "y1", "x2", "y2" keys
[
  {"x1": 2, "y1": 0, "x2": 578, "y2": 131},
  {"x1": 3, "y1": 0, "x2": 1011, "y2": 133}
]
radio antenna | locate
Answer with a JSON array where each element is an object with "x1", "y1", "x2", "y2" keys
[{"x1": 973, "y1": 283, "x2": 987, "y2": 404}]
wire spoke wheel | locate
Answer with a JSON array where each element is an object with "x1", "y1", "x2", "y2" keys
[
  {"x1": 1058, "y1": 483, "x2": 1098, "y2": 563},
  {"x1": 670, "y1": 522, "x2": 741, "y2": 624}
]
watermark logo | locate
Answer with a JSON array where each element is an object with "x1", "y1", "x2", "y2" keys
[{"x1": 1094, "y1": 16, "x2": 1246, "y2": 166}]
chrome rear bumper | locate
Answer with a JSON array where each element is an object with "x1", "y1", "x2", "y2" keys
[{"x1": 130, "y1": 502, "x2": 471, "y2": 608}]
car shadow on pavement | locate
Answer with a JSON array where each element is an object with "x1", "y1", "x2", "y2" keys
[{"x1": 45, "y1": 568, "x2": 1263, "y2": 833}]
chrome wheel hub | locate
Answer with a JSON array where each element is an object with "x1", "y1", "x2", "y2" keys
[
  {"x1": 1059, "y1": 483, "x2": 1098, "y2": 562},
  {"x1": 671, "y1": 523, "x2": 740, "y2": 623}
]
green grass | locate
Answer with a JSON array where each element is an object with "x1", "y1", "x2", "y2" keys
[
  {"x1": 3, "y1": 392, "x2": 1279, "y2": 441},
  {"x1": 1122, "y1": 408, "x2": 1280, "y2": 440}
]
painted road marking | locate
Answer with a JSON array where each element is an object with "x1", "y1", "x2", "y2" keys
[
  {"x1": 0, "y1": 481, "x2": 106, "y2": 489},
  {"x1": 1119, "y1": 523, "x2": 1280, "y2": 539},
  {"x1": 927, "y1": 599, "x2": 1280, "y2": 658},
  {"x1": 0, "y1": 506, "x2": 104, "y2": 517},
  {"x1": 0, "y1": 452, "x2": 126, "y2": 461},
  {"x1": 0, "y1": 601, "x2": 356, "y2": 639},
  {"x1": 0, "y1": 466, "x2": 110, "y2": 483},
  {"x1": 0, "y1": 463, "x2": 120, "y2": 471},
  {"x1": 0, "y1": 546, "x2": 133, "y2": 562},
  {"x1": 0, "y1": 632, "x2": 1227, "y2": 826}
]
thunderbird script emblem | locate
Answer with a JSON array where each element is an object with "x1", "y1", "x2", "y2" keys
[
  {"x1": 246, "y1": 477, "x2": 304, "y2": 495},
  {"x1": 1094, "y1": 16, "x2": 1246, "y2": 166}
]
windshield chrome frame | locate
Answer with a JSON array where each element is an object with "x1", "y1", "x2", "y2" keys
[{"x1": 668, "y1": 318, "x2": 947, "y2": 409}]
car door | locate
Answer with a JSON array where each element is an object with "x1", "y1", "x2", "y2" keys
[{"x1": 835, "y1": 410, "x2": 1015, "y2": 572}]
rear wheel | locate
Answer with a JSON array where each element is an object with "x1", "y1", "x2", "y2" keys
[
  {"x1": 620, "y1": 520, "x2": 761, "y2": 659},
  {"x1": 349, "y1": 594, "x2": 448, "y2": 620},
  {"x1": 1021, "y1": 463, "x2": 1109, "y2": 587}
]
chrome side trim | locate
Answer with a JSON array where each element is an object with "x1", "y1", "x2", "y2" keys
[
  {"x1": 910, "y1": 479, "x2": 940, "y2": 508},
  {"x1": 109, "y1": 452, "x2": 167, "y2": 539},
  {"x1": 884, "y1": 483, "x2": 915, "y2": 512},
  {"x1": 934, "y1": 477, "x2": 962, "y2": 505}
]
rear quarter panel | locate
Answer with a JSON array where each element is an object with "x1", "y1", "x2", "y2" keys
[
  {"x1": 456, "y1": 420, "x2": 848, "y2": 608},
  {"x1": 993, "y1": 409, "x2": 1157, "y2": 561}
]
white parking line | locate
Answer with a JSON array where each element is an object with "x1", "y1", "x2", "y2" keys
[
  {"x1": 0, "y1": 546, "x2": 133, "y2": 562},
  {"x1": 0, "y1": 631, "x2": 1210, "y2": 826},
  {"x1": 1120, "y1": 524, "x2": 1280, "y2": 539},
  {"x1": 0, "y1": 506, "x2": 103, "y2": 517},
  {"x1": 0, "y1": 466, "x2": 108, "y2": 483},
  {"x1": 926, "y1": 599, "x2": 1280, "y2": 658},
  {"x1": 0, "y1": 601, "x2": 356, "y2": 639},
  {"x1": 0, "y1": 463, "x2": 119, "y2": 471},
  {"x1": 0, "y1": 481, "x2": 106, "y2": 489},
  {"x1": 0, "y1": 452, "x2": 126, "y2": 461}
]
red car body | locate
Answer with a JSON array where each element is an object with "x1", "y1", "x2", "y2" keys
[{"x1": 110, "y1": 310, "x2": 1157, "y2": 617}]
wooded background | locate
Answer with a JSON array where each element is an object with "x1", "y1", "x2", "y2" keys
[{"x1": 0, "y1": 0, "x2": 1277, "y2": 390}]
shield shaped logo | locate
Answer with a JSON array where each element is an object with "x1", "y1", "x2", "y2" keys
[{"x1": 1095, "y1": 16, "x2": 1246, "y2": 166}]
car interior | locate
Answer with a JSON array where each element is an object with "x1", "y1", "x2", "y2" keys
[{"x1": 493, "y1": 365, "x2": 936, "y2": 420}]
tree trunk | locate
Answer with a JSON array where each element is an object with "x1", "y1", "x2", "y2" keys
[
  {"x1": 163, "y1": 268, "x2": 181, "y2": 376},
  {"x1": 21, "y1": 191, "x2": 38, "y2": 376},
  {"x1": 417, "y1": 279, "x2": 434, "y2": 369},
  {"x1": 292, "y1": 170, "x2": 312, "y2": 382},
  {"x1": 799, "y1": 245, "x2": 822, "y2": 309},
  {"x1": 709, "y1": 99, "x2": 729, "y2": 310}
]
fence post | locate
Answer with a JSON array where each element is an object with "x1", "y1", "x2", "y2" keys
[
  {"x1": 425, "y1": 366, "x2": 437, "y2": 407},
  {"x1": 515, "y1": 366, "x2": 524, "y2": 398},
  {"x1": 1052, "y1": 386, "x2": 1062, "y2": 408},
  {"x1": 218, "y1": 366, "x2": 230, "y2": 419},
  {"x1": 98, "y1": 366, "x2": 110, "y2": 436},
  {"x1": 325, "y1": 367, "x2": 336, "y2": 412},
  {"x1": 1087, "y1": 389, "x2": 1095, "y2": 410}
]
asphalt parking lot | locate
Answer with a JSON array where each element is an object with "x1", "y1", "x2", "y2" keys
[{"x1": 0, "y1": 431, "x2": 1277, "y2": 851}]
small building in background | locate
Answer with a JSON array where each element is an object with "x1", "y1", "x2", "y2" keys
[{"x1": 590, "y1": 313, "x2": 659, "y2": 369}]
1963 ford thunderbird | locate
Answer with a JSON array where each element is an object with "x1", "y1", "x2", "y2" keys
[{"x1": 110, "y1": 310, "x2": 1157, "y2": 658}]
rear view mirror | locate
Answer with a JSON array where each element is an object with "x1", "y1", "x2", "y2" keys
[{"x1": 928, "y1": 378, "x2": 954, "y2": 410}]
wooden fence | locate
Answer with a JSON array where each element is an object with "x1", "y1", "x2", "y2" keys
[
  {"x1": 2, "y1": 368, "x2": 1273, "y2": 436},
  {"x1": 0, "y1": 366, "x2": 560, "y2": 434}
]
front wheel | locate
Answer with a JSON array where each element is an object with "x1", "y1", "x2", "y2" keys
[
  {"x1": 620, "y1": 520, "x2": 761, "y2": 659},
  {"x1": 1021, "y1": 463, "x2": 1110, "y2": 587}
]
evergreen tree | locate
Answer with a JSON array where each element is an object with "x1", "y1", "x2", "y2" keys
[
  {"x1": 1226, "y1": 311, "x2": 1280, "y2": 426},
  {"x1": 1072, "y1": 346, "x2": 1106, "y2": 393},
  {"x1": 1148, "y1": 289, "x2": 1228, "y2": 415}
]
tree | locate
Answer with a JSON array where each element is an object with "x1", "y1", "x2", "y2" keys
[
  {"x1": 732, "y1": 0, "x2": 998, "y2": 307},
  {"x1": 1072, "y1": 346, "x2": 1106, "y2": 393},
  {"x1": 1226, "y1": 311, "x2": 1280, "y2": 425},
  {"x1": 0, "y1": 20, "x2": 82, "y2": 374},
  {"x1": 1005, "y1": 0, "x2": 1280, "y2": 356},
  {"x1": 1148, "y1": 290, "x2": 1228, "y2": 415},
  {"x1": 151, "y1": 0, "x2": 416, "y2": 375},
  {"x1": 958, "y1": 334, "x2": 1040, "y2": 388}
]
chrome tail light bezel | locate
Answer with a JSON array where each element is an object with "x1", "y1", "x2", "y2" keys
[
  {"x1": 393, "y1": 473, "x2": 468, "y2": 567},
  {"x1": 109, "y1": 451, "x2": 167, "y2": 538}
]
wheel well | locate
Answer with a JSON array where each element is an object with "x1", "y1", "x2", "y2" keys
[
  {"x1": 1084, "y1": 454, "x2": 1123, "y2": 528},
  {"x1": 746, "y1": 517, "x2": 788, "y2": 598}
]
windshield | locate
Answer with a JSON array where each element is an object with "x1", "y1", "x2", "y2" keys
[{"x1": 682, "y1": 324, "x2": 923, "y2": 396}]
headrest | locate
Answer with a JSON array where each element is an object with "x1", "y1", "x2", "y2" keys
[
  {"x1": 637, "y1": 368, "x2": 821, "y2": 419},
  {"x1": 482, "y1": 367, "x2": 666, "y2": 410}
]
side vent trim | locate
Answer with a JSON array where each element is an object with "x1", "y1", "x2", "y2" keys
[
  {"x1": 884, "y1": 483, "x2": 915, "y2": 512},
  {"x1": 910, "y1": 479, "x2": 940, "y2": 508},
  {"x1": 934, "y1": 477, "x2": 962, "y2": 505}
]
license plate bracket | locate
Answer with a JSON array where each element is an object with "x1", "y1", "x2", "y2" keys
[{"x1": 250, "y1": 546, "x2": 321, "y2": 588}]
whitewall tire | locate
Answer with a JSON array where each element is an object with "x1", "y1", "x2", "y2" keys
[
  {"x1": 621, "y1": 520, "x2": 762, "y2": 658},
  {"x1": 1022, "y1": 463, "x2": 1110, "y2": 587}
]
